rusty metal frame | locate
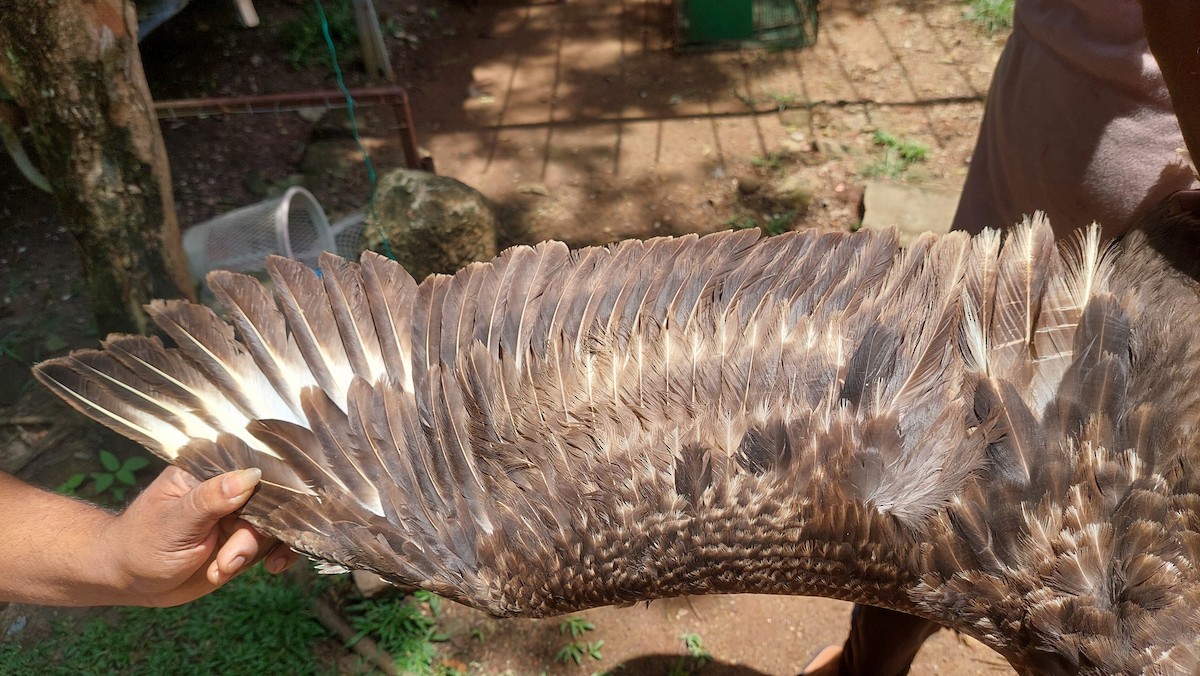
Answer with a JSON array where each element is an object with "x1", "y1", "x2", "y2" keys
[{"x1": 153, "y1": 86, "x2": 427, "y2": 171}]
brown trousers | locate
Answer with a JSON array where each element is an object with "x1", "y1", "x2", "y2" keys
[{"x1": 838, "y1": 605, "x2": 941, "y2": 676}]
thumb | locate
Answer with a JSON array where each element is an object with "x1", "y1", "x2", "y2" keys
[{"x1": 169, "y1": 468, "x2": 262, "y2": 546}]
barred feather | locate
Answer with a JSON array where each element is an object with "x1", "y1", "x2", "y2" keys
[{"x1": 32, "y1": 196, "x2": 1200, "y2": 675}]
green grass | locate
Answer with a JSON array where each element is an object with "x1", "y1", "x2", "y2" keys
[
  {"x1": 751, "y1": 151, "x2": 790, "y2": 174},
  {"x1": 347, "y1": 590, "x2": 454, "y2": 674},
  {"x1": 864, "y1": 130, "x2": 928, "y2": 178},
  {"x1": 726, "y1": 210, "x2": 796, "y2": 236},
  {"x1": 764, "y1": 210, "x2": 799, "y2": 235},
  {"x1": 963, "y1": 0, "x2": 1014, "y2": 34},
  {"x1": 762, "y1": 89, "x2": 802, "y2": 111},
  {"x1": 279, "y1": 0, "x2": 358, "y2": 67},
  {"x1": 0, "y1": 568, "x2": 327, "y2": 675},
  {"x1": 0, "y1": 571, "x2": 460, "y2": 675}
]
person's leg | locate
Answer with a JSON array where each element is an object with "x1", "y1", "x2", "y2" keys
[
  {"x1": 799, "y1": 605, "x2": 941, "y2": 676},
  {"x1": 840, "y1": 605, "x2": 941, "y2": 676}
]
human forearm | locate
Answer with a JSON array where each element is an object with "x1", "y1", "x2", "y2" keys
[
  {"x1": 0, "y1": 472, "x2": 129, "y2": 606},
  {"x1": 1141, "y1": 0, "x2": 1200, "y2": 170},
  {"x1": 0, "y1": 466, "x2": 297, "y2": 607}
]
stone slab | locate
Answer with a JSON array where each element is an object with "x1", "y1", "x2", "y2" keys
[{"x1": 861, "y1": 180, "x2": 961, "y2": 246}]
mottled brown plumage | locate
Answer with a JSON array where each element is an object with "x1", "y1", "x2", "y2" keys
[{"x1": 34, "y1": 196, "x2": 1200, "y2": 674}]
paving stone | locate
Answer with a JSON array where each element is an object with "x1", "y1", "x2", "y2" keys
[{"x1": 861, "y1": 180, "x2": 961, "y2": 246}]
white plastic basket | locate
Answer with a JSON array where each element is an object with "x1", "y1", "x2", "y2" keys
[
  {"x1": 330, "y1": 210, "x2": 367, "y2": 259},
  {"x1": 182, "y1": 187, "x2": 336, "y2": 282}
]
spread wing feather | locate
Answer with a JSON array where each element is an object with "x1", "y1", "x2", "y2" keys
[
  {"x1": 318, "y1": 252, "x2": 387, "y2": 383},
  {"x1": 359, "y1": 250, "x2": 418, "y2": 390},
  {"x1": 265, "y1": 256, "x2": 356, "y2": 410},
  {"x1": 206, "y1": 271, "x2": 312, "y2": 420},
  {"x1": 32, "y1": 207, "x2": 1200, "y2": 675}
]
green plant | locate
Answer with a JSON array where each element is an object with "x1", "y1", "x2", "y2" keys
[
  {"x1": 346, "y1": 591, "x2": 451, "y2": 674},
  {"x1": 560, "y1": 616, "x2": 595, "y2": 638},
  {"x1": 763, "y1": 89, "x2": 801, "y2": 111},
  {"x1": 555, "y1": 616, "x2": 603, "y2": 666},
  {"x1": 58, "y1": 450, "x2": 150, "y2": 504},
  {"x1": 963, "y1": 0, "x2": 1014, "y2": 34},
  {"x1": 865, "y1": 130, "x2": 928, "y2": 178},
  {"x1": 682, "y1": 632, "x2": 711, "y2": 664},
  {"x1": 726, "y1": 213, "x2": 760, "y2": 231},
  {"x1": 0, "y1": 329, "x2": 24, "y2": 361},
  {"x1": 0, "y1": 567, "x2": 327, "y2": 673},
  {"x1": 664, "y1": 631, "x2": 713, "y2": 675},
  {"x1": 764, "y1": 210, "x2": 798, "y2": 236},
  {"x1": 279, "y1": 0, "x2": 357, "y2": 66},
  {"x1": 726, "y1": 210, "x2": 795, "y2": 235},
  {"x1": 751, "y1": 151, "x2": 789, "y2": 173},
  {"x1": 556, "y1": 639, "x2": 604, "y2": 666}
]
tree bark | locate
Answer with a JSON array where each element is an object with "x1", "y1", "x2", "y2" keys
[{"x1": 0, "y1": 0, "x2": 195, "y2": 335}]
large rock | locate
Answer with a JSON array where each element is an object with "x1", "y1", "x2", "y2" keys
[{"x1": 361, "y1": 169, "x2": 498, "y2": 280}]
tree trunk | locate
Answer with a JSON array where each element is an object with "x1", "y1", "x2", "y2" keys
[{"x1": 0, "y1": 0, "x2": 195, "y2": 335}]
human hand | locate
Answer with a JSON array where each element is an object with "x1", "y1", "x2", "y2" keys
[{"x1": 100, "y1": 466, "x2": 299, "y2": 607}]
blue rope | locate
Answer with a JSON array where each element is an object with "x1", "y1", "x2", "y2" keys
[{"x1": 313, "y1": 0, "x2": 397, "y2": 260}]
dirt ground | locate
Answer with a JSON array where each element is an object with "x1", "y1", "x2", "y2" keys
[{"x1": 1, "y1": 0, "x2": 1016, "y2": 673}]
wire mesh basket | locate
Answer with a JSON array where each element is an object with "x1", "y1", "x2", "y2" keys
[
  {"x1": 182, "y1": 187, "x2": 336, "y2": 283},
  {"x1": 330, "y1": 211, "x2": 367, "y2": 259}
]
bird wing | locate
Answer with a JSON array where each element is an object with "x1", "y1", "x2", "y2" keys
[{"x1": 32, "y1": 208, "x2": 1200, "y2": 672}]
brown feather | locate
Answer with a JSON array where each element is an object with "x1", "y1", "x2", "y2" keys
[
  {"x1": 265, "y1": 255, "x2": 353, "y2": 409},
  {"x1": 207, "y1": 269, "x2": 312, "y2": 420},
  {"x1": 34, "y1": 200, "x2": 1200, "y2": 675},
  {"x1": 359, "y1": 250, "x2": 418, "y2": 390},
  {"x1": 318, "y1": 252, "x2": 386, "y2": 383}
]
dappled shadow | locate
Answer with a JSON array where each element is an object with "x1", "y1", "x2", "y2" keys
[
  {"x1": 119, "y1": 0, "x2": 1004, "y2": 248},
  {"x1": 407, "y1": 0, "x2": 1001, "y2": 244}
]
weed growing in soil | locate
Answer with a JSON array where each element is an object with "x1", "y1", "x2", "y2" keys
[
  {"x1": 865, "y1": 130, "x2": 928, "y2": 178},
  {"x1": 347, "y1": 589, "x2": 457, "y2": 674},
  {"x1": 560, "y1": 616, "x2": 595, "y2": 638},
  {"x1": 751, "y1": 151, "x2": 790, "y2": 174},
  {"x1": 0, "y1": 568, "x2": 326, "y2": 674},
  {"x1": 726, "y1": 211, "x2": 796, "y2": 236},
  {"x1": 682, "y1": 631, "x2": 711, "y2": 664},
  {"x1": 556, "y1": 616, "x2": 604, "y2": 666},
  {"x1": 556, "y1": 639, "x2": 604, "y2": 666},
  {"x1": 963, "y1": 0, "x2": 1014, "y2": 34},
  {"x1": 0, "y1": 568, "x2": 463, "y2": 674},
  {"x1": 763, "y1": 89, "x2": 802, "y2": 111},
  {"x1": 279, "y1": 0, "x2": 357, "y2": 66},
  {"x1": 665, "y1": 631, "x2": 713, "y2": 675},
  {"x1": 57, "y1": 450, "x2": 150, "y2": 504}
]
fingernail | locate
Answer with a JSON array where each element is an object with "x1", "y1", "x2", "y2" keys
[
  {"x1": 228, "y1": 555, "x2": 247, "y2": 573},
  {"x1": 222, "y1": 468, "x2": 262, "y2": 501},
  {"x1": 265, "y1": 553, "x2": 284, "y2": 574}
]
